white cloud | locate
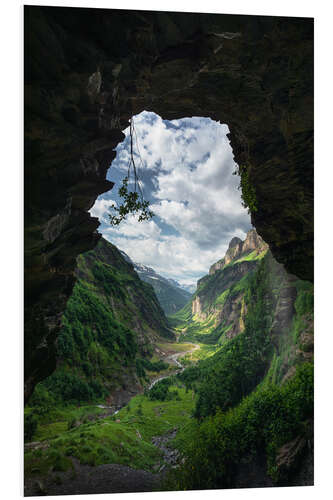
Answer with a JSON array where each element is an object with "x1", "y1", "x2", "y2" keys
[
  {"x1": 105, "y1": 214, "x2": 161, "y2": 240},
  {"x1": 89, "y1": 198, "x2": 114, "y2": 223},
  {"x1": 91, "y1": 112, "x2": 252, "y2": 286},
  {"x1": 105, "y1": 232, "x2": 231, "y2": 285}
]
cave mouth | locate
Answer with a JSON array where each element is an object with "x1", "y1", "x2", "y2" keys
[{"x1": 90, "y1": 111, "x2": 252, "y2": 289}]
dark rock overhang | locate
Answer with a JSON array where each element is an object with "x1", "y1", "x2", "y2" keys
[{"x1": 24, "y1": 6, "x2": 313, "y2": 402}]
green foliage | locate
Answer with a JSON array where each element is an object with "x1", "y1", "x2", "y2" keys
[
  {"x1": 148, "y1": 377, "x2": 177, "y2": 401},
  {"x1": 136, "y1": 358, "x2": 169, "y2": 378},
  {"x1": 235, "y1": 164, "x2": 258, "y2": 213},
  {"x1": 109, "y1": 176, "x2": 154, "y2": 225},
  {"x1": 173, "y1": 362, "x2": 313, "y2": 490},
  {"x1": 289, "y1": 280, "x2": 314, "y2": 347},
  {"x1": 42, "y1": 369, "x2": 107, "y2": 405},
  {"x1": 294, "y1": 280, "x2": 314, "y2": 317},
  {"x1": 91, "y1": 261, "x2": 126, "y2": 299},
  {"x1": 109, "y1": 118, "x2": 154, "y2": 225},
  {"x1": 179, "y1": 255, "x2": 275, "y2": 418},
  {"x1": 142, "y1": 274, "x2": 191, "y2": 316},
  {"x1": 32, "y1": 279, "x2": 137, "y2": 405},
  {"x1": 25, "y1": 385, "x2": 195, "y2": 479},
  {"x1": 24, "y1": 412, "x2": 38, "y2": 442},
  {"x1": 168, "y1": 300, "x2": 193, "y2": 327}
]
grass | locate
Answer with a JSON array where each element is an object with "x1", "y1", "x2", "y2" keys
[
  {"x1": 34, "y1": 421, "x2": 69, "y2": 441},
  {"x1": 25, "y1": 384, "x2": 195, "y2": 479},
  {"x1": 116, "y1": 385, "x2": 195, "y2": 441},
  {"x1": 156, "y1": 342, "x2": 196, "y2": 354},
  {"x1": 232, "y1": 248, "x2": 267, "y2": 265},
  {"x1": 180, "y1": 344, "x2": 219, "y2": 364},
  {"x1": 214, "y1": 288, "x2": 230, "y2": 307},
  {"x1": 33, "y1": 404, "x2": 109, "y2": 426}
]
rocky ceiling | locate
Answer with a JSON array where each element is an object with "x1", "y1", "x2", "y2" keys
[{"x1": 24, "y1": 6, "x2": 313, "y2": 401}]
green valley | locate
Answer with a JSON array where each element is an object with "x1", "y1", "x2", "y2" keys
[{"x1": 24, "y1": 230, "x2": 314, "y2": 495}]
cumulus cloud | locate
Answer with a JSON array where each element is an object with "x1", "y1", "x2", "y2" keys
[
  {"x1": 105, "y1": 214, "x2": 162, "y2": 240},
  {"x1": 89, "y1": 198, "x2": 115, "y2": 223},
  {"x1": 104, "y1": 232, "x2": 232, "y2": 285},
  {"x1": 90, "y1": 112, "x2": 252, "y2": 286}
]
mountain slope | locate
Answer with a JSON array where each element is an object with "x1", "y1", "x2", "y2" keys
[
  {"x1": 171, "y1": 231, "x2": 314, "y2": 489},
  {"x1": 119, "y1": 251, "x2": 192, "y2": 315},
  {"x1": 134, "y1": 264, "x2": 192, "y2": 315},
  {"x1": 171, "y1": 229, "x2": 268, "y2": 343},
  {"x1": 31, "y1": 238, "x2": 174, "y2": 409}
]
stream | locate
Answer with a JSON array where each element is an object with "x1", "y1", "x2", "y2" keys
[
  {"x1": 148, "y1": 344, "x2": 199, "y2": 390},
  {"x1": 96, "y1": 343, "x2": 200, "y2": 414}
]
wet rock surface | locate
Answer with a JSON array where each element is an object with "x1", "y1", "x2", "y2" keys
[{"x1": 152, "y1": 427, "x2": 180, "y2": 470}]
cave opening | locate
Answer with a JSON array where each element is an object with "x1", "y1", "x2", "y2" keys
[
  {"x1": 24, "y1": 7, "x2": 313, "y2": 406},
  {"x1": 90, "y1": 111, "x2": 252, "y2": 292},
  {"x1": 23, "y1": 8, "x2": 314, "y2": 492}
]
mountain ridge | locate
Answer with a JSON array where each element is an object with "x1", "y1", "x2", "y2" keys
[
  {"x1": 118, "y1": 250, "x2": 192, "y2": 315},
  {"x1": 171, "y1": 229, "x2": 269, "y2": 343},
  {"x1": 208, "y1": 229, "x2": 268, "y2": 276},
  {"x1": 31, "y1": 237, "x2": 174, "y2": 411}
]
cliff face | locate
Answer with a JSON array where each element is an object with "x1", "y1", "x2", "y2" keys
[
  {"x1": 173, "y1": 231, "x2": 313, "y2": 384},
  {"x1": 176, "y1": 248, "x2": 313, "y2": 489},
  {"x1": 209, "y1": 229, "x2": 267, "y2": 275},
  {"x1": 184, "y1": 230, "x2": 268, "y2": 341},
  {"x1": 25, "y1": 6, "x2": 313, "y2": 400}
]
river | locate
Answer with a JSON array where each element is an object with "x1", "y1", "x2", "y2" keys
[
  {"x1": 148, "y1": 343, "x2": 199, "y2": 390},
  {"x1": 96, "y1": 342, "x2": 199, "y2": 413}
]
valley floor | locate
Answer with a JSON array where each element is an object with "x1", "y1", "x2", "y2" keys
[{"x1": 24, "y1": 341, "x2": 202, "y2": 496}]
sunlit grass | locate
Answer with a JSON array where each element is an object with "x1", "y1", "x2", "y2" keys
[
  {"x1": 25, "y1": 385, "x2": 195, "y2": 479},
  {"x1": 157, "y1": 342, "x2": 195, "y2": 353}
]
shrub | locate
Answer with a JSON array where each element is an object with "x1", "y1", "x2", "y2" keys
[{"x1": 174, "y1": 362, "x2": 313, "y2": 490}]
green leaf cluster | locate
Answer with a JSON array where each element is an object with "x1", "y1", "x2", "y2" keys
[
  {"x1": 234, "y1": 164, "x2": 258, "y2": 213},
  {"x1": 109, "y1": 177, "x2": 154, "y2": 225}
]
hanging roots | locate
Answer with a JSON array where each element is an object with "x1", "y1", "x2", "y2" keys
[{"x1": 109, "y1": 118, "x2": 154, "y2": 226}]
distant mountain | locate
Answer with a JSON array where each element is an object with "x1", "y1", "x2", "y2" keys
[
  {"x1": 178, "y1": 283, "x2": 196, "y2": 294},
  {"x1": 119, "y1": 251, "x2": 192, "y2": 315}
]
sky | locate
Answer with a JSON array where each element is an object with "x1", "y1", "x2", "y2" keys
[{"x1": 89, "y1": 111, "x2": 252, "y2": 288}]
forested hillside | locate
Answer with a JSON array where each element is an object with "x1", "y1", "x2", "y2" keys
[
  {"x1": 119, "y1": 251, "x2": 192, "y2": 315},
  {"x1": 29, "y1": 238, "x2": 174, "y2": 411},
  {"x1": 167, "y1": 232, "x2": 314, "y2": 489}
]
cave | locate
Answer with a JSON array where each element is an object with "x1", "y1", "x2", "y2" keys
[{"x1": 24, "y1": 6, "x2": 313, "y2": 402}]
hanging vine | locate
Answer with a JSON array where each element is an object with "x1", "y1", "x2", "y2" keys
[{"x1": 109, "y1": 118, "x2": 154, "y2": 226}]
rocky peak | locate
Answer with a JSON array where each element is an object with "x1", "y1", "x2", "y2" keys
[
  {"x1": 242, "y1": 229, "x2": 264, "y2": 253},
  {"x1": 228, "y1": 237, "x2": 243, "y2": 249},
  {"x1": 209, "y1": 230, "x2": 267, "y2": 276}
]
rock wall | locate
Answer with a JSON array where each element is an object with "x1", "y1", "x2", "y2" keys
[
  {"x1": 209, "y1": 229, "x2": 267, "y2": 275},
  {"x1": 190, "y1": 230, "x2": 265, "y2": 337},
  {"x1": 24, "y1": 6, "x2": 313, "y2": 401}
]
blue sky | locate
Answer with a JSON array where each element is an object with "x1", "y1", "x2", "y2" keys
[{"x1": 89, "y1": 111, "x2": 251, "y2": 288}]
